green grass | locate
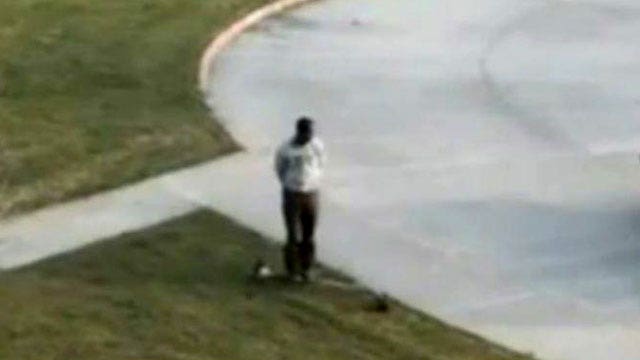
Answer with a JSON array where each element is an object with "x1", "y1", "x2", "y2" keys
[
  {"x1": 0, "y1": 0, "x2": 275, "y2": 217},
  {"x1": 0, "y1": 210, "x2": 536, "y2": 360},
  {"x1": 0, "y1": 2, "x2": 538, "y2": 358}
]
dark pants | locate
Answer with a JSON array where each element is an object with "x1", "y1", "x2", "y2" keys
[{"x1": 282, "y1": 190, "x2": 318, "y2": 276}]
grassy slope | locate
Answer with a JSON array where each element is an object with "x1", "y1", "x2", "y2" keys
[
  {"x1": 0, "y1": 0, "x2": 273, "y2": 217},
  {"x1": 0, "y1": 2, "x2": 537, "y2": 358},
  {"x1": 0, "y1": 211, "x2": 535, "y2": 360}
]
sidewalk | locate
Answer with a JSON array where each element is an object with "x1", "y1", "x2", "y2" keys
[
  {"x1": 0, "y1": 152, "x2": 285, "y2": 270},
  {"x1": 0, "y1": 0, "x2": 319, "y2": 271},
  {"x1": 0, "y1": 157, "x2": 221, "y2": 270}
]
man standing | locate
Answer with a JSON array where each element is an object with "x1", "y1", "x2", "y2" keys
[{"x1": 275, "y1": 117, "x2": 326, "y2": 281}]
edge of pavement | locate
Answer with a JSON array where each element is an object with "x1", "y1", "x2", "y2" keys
[{"x1": 0, "y1": 0, "x2": 322, "y2": 270}]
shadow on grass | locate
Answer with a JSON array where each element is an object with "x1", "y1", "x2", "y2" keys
[{"x1": 0, "y1": 210, "x2": 536, "y2": 360}]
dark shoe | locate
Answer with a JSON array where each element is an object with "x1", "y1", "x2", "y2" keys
[{"x1": 300, "y1": 272, "x2": 310, "y2": 283}]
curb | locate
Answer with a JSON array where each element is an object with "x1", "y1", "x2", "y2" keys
[
  {"x1": 0, "y1": 0, "x2": 322, "y2": 271},
  {"x1": 198, "y1": 0, "x2": 321, "y2": 95}
]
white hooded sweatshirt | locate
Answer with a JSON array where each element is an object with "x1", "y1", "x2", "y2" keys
[{"x1": 275, "y1": 137, "x2": 326, "y2": 193}]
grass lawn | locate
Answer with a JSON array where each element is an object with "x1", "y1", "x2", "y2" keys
[
  {"x1": 0, "y1": 2, "x2": 538, "y2": 358},
  {"x1": 0, "y1": 0, "x2": 274, "y2": 217},
  {"x1": 0, "y1": 210, "x2": 535, "y2": 360}
]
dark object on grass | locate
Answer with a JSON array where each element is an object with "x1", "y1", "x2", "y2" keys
[{"x1": 368, "y1": 293, "x2": 391, "y2": 313}]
